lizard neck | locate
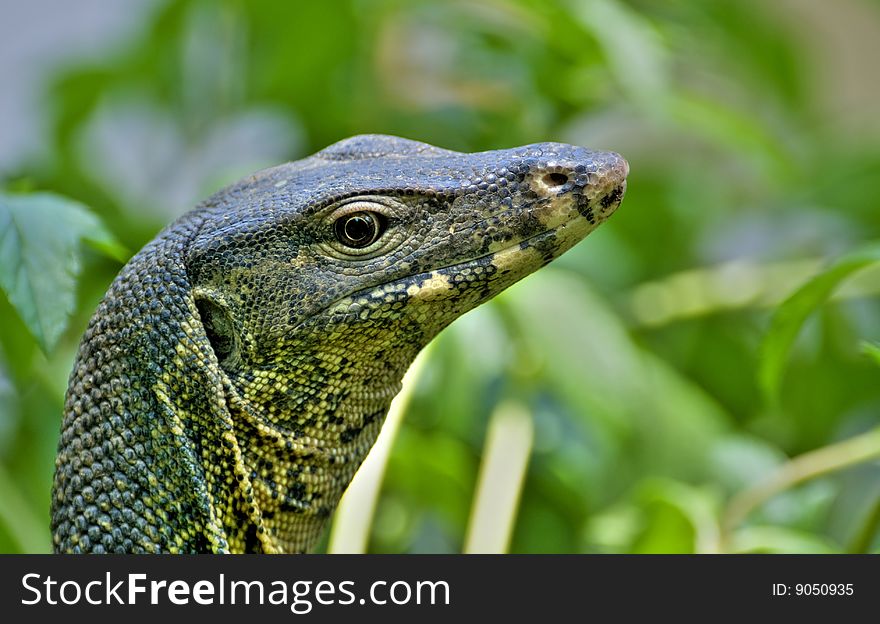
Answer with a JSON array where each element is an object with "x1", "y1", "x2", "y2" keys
[{"x1": 219, "y1": 342, "x2": 417, "y2": 552}]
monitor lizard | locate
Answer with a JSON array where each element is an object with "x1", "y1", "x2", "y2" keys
[{"x1": 51, "y1": 134, "x2": 628, "y2": 553}]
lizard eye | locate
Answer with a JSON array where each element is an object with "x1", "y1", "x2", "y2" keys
[
  {"x1": 334, "y1": 211, "x2": 386, "y2": 248},
  {"x1": 321, "y1": 198, "x2": 402, "y2": 259}
]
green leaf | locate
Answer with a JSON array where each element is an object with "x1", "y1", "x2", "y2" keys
[
  {"x1": 633, "y1": 478, "x2": 721, "y2": 554},
  {"x1": 0, "y1": 192, "x2": 127, "y2": 353},
  {"x1": 862, "y1": 342, "x2": 880, "y2": 368},
  {"x1": 759, "y1": 243, "x2": 880, "y2": 402},
  {"x1": 0, "y1": 463, "x2": 52, "y2": 553}
]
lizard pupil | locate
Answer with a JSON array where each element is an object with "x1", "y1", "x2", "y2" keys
[{"x1": 336, "y1": 211, "x2": 383, "y2": 248}]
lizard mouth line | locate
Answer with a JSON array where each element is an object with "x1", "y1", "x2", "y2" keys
[{"x1": 305, "y1": 207, "x2": 597, "y2": 325}]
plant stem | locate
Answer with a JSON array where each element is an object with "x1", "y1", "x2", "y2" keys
[
  {"x1": 721, "y1": 426, "x2": 880, "y2": 548},
  {"x1": 848, "y1": 494, "x2": 880, "y2": 554}
]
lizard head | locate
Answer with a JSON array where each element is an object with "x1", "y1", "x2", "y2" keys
[
  {"x1": 189, "y1": 134, "x2": 627, "y2": 369},
  {"x1": 182, "y1": 134, "x2": 627, "y2": 550}
]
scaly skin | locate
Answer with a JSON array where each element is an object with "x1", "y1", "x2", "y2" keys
[{"x1": 51, "y1": 134, "x2": 628, "y2": 553}]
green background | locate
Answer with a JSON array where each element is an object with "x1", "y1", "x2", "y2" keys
[{"x1": 1, "y1": 0, "x2": 879, "y2": 553}]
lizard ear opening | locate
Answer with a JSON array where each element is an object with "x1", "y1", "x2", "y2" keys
[{"x1": 195, "y1": 296, "x2": 240, "y2": 371}]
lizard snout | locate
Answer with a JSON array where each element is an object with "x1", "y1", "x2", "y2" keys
[
  {"x1": 527, "y1": 149, "x2": 628, "y2": 198},
  {"x1": 522, "y1": 148, "x2": 628, "y2": 229}
]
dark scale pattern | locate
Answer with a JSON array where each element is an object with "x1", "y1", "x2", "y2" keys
[{"x1": 51, "y1": 134, "x2": 628, "y2": 553}]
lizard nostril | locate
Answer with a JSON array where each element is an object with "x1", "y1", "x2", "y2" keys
[{"x1": 542, "y1": 172, "x2": 569, "y2": 188}]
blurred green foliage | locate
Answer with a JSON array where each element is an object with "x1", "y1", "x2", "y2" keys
[{"x1": 1, "y1": 0, "x2": 879, "y2": 554}]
